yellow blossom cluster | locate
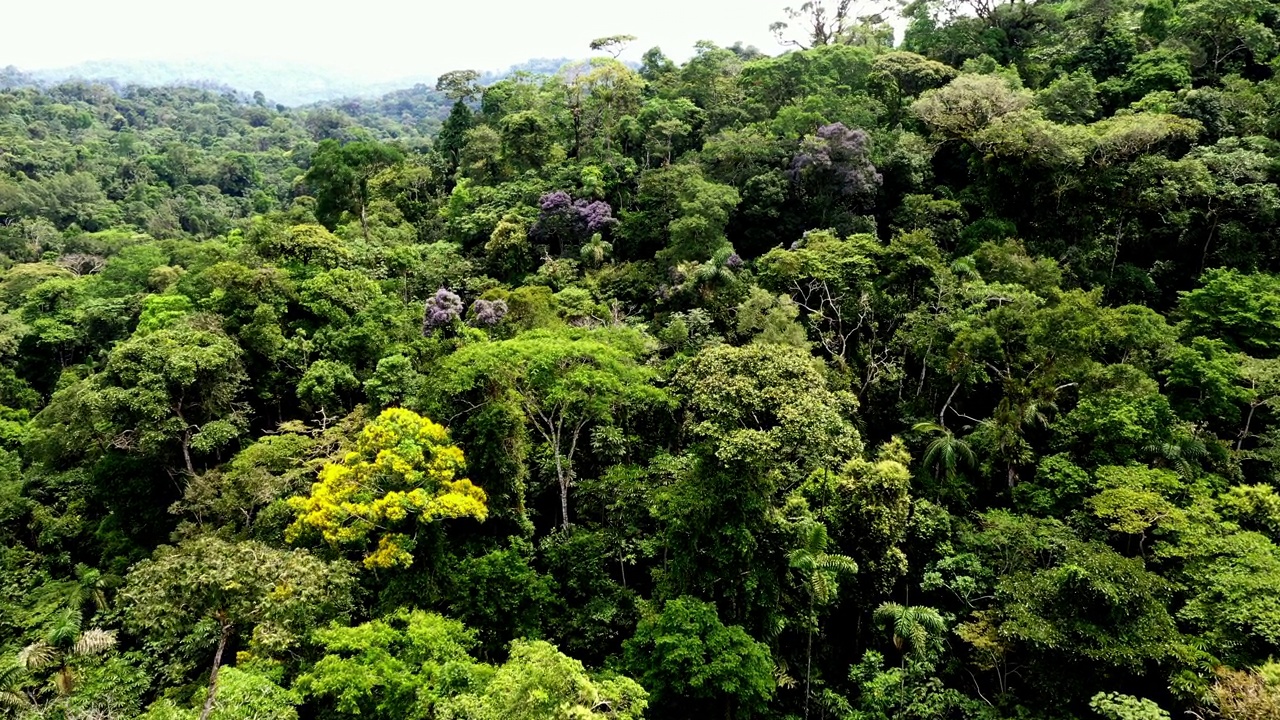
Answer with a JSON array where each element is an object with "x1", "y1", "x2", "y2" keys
[{"x1": 287, "y1": 408, "x2": 487, "y2": 568}]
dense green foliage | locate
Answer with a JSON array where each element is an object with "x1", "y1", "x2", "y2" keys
[{"x1": 5, "y1": 2, "x2": 1280, "y2": 719}]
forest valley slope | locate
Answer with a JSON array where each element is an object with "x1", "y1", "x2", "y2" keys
[{"x1": 3, "y1": 3, "x2": 1280, "y2": 720}]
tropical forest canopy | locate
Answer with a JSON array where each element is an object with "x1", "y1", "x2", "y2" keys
[{"x1": 3, "y1": 1, "x2": 1280, "y2": 719}]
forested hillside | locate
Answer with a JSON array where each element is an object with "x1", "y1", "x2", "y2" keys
[
  {"x1": 0, "y1": 61, "x2": 436, "y2": 108},
  {"x1": 1, "y1": 58, "x2": 576, "y2": 113},
  {"x1": 3, "y1": 1, "x2": 1280, "y2": 719}
]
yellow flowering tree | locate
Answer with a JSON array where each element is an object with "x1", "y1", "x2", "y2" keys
[{"x1": 288, "y1": 408, "x2": 488, "y2": 568}]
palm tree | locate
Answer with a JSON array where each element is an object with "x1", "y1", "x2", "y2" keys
[
  {"x1": 986, "y1": 377, "x2": 1062, "y2": 487},
  {"x1": 790, "y1": 519, "x2": 857, "y2": 720},
  {"x1": 18, "y1": 608, "x2": 117, "y2": 697},
  {"x1": 913, "y1": 422, "x2": 975, "y2": 483},
  {"x1": 30, "y1": 565, "x2": 116, "y2": 618},
  {"x1": 1146, "y1": 424, "x2": 1208, "y2": 478},
  {"x1": 873, "y1": 602, "x2": 946, "y2": 661},
  {"x1": 676, "y1": 246, "x2": 743, "y2": 301},
  {"x1": 579, "y1": 233, "x2": 613, "y2": 268}
]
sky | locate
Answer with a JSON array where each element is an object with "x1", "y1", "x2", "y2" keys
[{"x1": 4, "y1": 0, "x2": 794, "y2": 80}]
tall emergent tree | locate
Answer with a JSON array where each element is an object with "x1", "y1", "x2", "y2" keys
[
  {"x1": 436, "y1": 329, "x2": 667, "y2": 530},
  {"x1": 305, "y1": 139, "x2": 405, "y2": 240},
  {"x1": 31, "y1": 325, "x2": 247, "y2": 477}
]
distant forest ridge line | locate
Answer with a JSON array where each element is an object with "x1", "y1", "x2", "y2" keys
[{"x1": 0, "y1": 57, "x2": 577, "y2": 107}]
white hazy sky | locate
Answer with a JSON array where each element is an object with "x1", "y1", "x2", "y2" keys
[{"x1": 5, "y1": 0, "x2": 792, "y2": 79}]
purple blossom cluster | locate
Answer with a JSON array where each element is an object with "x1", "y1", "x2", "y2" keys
[
  {"x1": 725, "y1": 253, "x2": 744, "y2": 270},
  {"x1": 789, "y1": 122, "x2": 883, "y2": 200},
  {"x1": 575, "y1": 199, "x2": 617, "y2": 233},
  {"x1": 423, "y1": 288, "x2": 463, "y2": 332},
  {"x1": 471, "y1": 298, "x2": 509, "y2": 326},
  {"x1": 539, "y1": 190, "x2": 573, "y2": 212},
  {"x1": 531, "y1": 191, "x2": 617, "y2": 254}
]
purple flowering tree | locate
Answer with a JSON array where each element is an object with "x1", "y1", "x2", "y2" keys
[
  {"x1": 789, "y1": 123, "x2": 882, "y2": 215},
  {"x1": 470, "y1": 298, "x2": 509, "y2": 327},
  {"x1": 530, "y1": 191, "x2": 617, "y2": 256},
  {"x1": 423, "y1": 288, "x2": 463, "y2": 334},
  {"x1": 540, "y1": 190, "x2": 574, "y2": 214}
]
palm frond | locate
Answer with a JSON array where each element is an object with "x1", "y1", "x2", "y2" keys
[
  {"x1": 874, "y1": 602, "x2": 947, "y2": 655},
  {"x1": 894, "y1": 615, "x2": 915, "y2": 645},
  {"x1": 799, "y1": 521, "x2": 829, "y2": 553},
  {"x1": 0, "y1": 665, "x2": 23, "y2": 688},
  {"x1": 46, "y1": 608, "x2": 82, "y2": 647},
  {"x1": 814, "y1": 554, "x2": 858, "y2": 576},
  {"x1": 915, "y1": 607, "x2": 946, "y2": 634},
  {"x1": 773, "y1": 658, "x2": 797, "y2": 688},
  {"x1": 873, "y1": 601, "x2": 903, "y2": 625},
  {"x1": 789, "y1": 548, "x2": 816, "y2": 571},
  {"x1": 1021, "y1": 399, "x2": 1056, "y2": 427},
  {"x1": 762, "y1": 614, "x2": 786, "y2": 643},
  {"x1": 72, "y1": 628, "x2": 117, "y2": 657},
  {"x1": 919, "y1": 424, "x2": 975, "y2": 479},
  {"x1": 17, "y1": 641, "x2": 57, "y2": 672},
  {"x1": 0, "y1": 689, "x2": 29, "y2": 712},
  {"x1": 0, "y1": 664, "x2": 29, "y2": 711},
  {"x1": 810, "y1": 570, "x2": 836, "y2": 604},
  {"x1": 910, "y1": 622, "x2": 929, "y2": 655},
  {"x1": 74, "y1": 564, "x2": 116, "y2": 612}
]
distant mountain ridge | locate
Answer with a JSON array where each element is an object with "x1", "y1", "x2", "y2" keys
[{"x1": 1, "y1": 57, "x2": 577, "y2": 107}]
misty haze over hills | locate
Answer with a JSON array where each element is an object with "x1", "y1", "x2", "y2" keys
[{"x1": 1, "y1": 57, "x2": 576, "y2": 106}]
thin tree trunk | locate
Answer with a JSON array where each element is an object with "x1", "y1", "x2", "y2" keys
[
  {"x1": 174, "y1": 402, "x2": 195, "y2": 476},
  {"x1": 939, "y1": 382, "x2": 961, "y2": 428},
  {"x1": 804, "y1": 619, "x2": 814, "y2": 720},
  {"x1": 1200, "y1": 214, "x2": 1219, "y2": 276},
  {"x1": 916, "y1": 333, "x2": 933, "y2": 398},
  {"x1": 555, "y1": 451, "x2": 570, "y2": 530},
  {"x1": 1107, "y1": 220, "x2": 1124, "y2": 290},
  {"x1": 1238, "y1": 401, "x2": 1260, "y2": 451},
  {"x1": 198, "y1": 619, "x2": 232, "y2": 720},
  {"x1": 531, "y1": 410, "x2": 572, "y2": 530},
  {"x1": 181, "y1": 431, "x2": 195, "y2": 476}
]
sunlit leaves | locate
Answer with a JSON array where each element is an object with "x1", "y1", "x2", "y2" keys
[
  {"x1": 124, "y1": 535, "x2": 353, "y2": 655},
  {"x1": 287, "y1": 408, "x2": 487, "y2": 568}
]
